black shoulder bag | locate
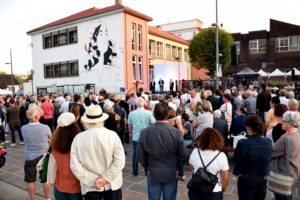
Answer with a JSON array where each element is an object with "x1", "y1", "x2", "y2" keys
[{"x1": 187, "y1": 149, "x2": 221, "y2": 197}]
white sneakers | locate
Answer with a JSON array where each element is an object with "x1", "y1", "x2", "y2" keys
[
  {"x1": 10, "y1": 143, "x2": 16, "y2": 147},
  {"x1": 19, "y1": 142, "x2": 24, "y2": 145}
]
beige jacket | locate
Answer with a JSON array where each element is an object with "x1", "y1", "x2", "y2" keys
[{"x1": 70, "y1": 127, "x2": 125, "y2": 195}]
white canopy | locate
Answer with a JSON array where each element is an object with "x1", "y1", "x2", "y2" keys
[
  {"x1": 0, "y1": 89, "x2": 12, "y2": 95},
  {"x1": 257, "y1": 69, "x2": 268, "y2": 77},
  {"x1": 269, "y1": 68, "x2": 286, "y2": 77},
  {"x1": 286, "y1": 68, "x2": 300, "y2": 76}
]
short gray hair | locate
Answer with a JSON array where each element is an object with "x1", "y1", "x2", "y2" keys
[
  {"x1": 136, "y1": 97, "x2": 145, "y2": 107},
  {"x1": 26, "y1": 107, "x2": 40, "y2": 121},
  {"x1": 214, "y1": 110, "x2": 222, "y2": 118},
  {"x1": 103, "y1": 102, "x2": 113, "y2": 111},
  {"x1": 282, "y1": 111, "x2": 300, "y2": 128}
]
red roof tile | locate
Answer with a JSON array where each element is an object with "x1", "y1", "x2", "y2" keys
[
  {"x1": 148, "y1": 26, "x2": 189, "y2": 46},
  {"x1": 27, "y1": 4, "x2": 152, "y2": 34}
]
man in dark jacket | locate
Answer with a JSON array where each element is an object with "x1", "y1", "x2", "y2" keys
[
  {"x1": 213, "y1": 110, "x2": 229, "y2": 145},
  {"x1": 256, "y1": 83, "x2": 271, "y2": 121},
  {"x1": 206, "y1": 89, "x2": 222, "y2": 111},
  {"x1": 138, "y1": 103, "x2": 187, "y2": 200}
]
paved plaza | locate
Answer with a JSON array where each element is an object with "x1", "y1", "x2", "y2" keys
[{"x1": 0, "y1": 139, "x2": 300, "y2": 200}]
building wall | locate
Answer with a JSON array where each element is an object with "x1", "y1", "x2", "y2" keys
[
  {"x1": 148, "y1": 34, "x2": 191, "y2": 81},
  {"x1": 31, "y1": 12, "x2": 125, "y2": 93},
  {"x1": 124, "y1": 13, "x2": 149, "y2": 93},
  {"x1": 159, "y1": 19, "x2": 202, "y2": 40}
]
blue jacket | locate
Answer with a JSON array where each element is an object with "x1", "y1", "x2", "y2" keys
[{"x1": 233, "y1": 135, "x2": 272, "y2": 178}]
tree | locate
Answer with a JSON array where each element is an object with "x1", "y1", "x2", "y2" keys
[{"x1": 188, "y1": 27, "x2": 233, "y2": 76}]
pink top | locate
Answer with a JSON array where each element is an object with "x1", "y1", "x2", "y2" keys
[{"x1": 41, "y1": 101, "x2": 54, "y2": 119}]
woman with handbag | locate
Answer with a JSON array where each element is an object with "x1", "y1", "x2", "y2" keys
[
  {"x1": 233, "y1": 115, "x2": 273, "y2": 200},
  {"x1": 51, "y1": 112, "x2": 83, "y2": 200},
  {"x1": 269, "y1": 111, "x2": 300, "y2": 200},
  {"x1": 188, "y1": 127, "x2": 229, "y2": 200}
]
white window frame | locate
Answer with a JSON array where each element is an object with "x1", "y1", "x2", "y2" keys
[
  {"x1": 138, "y1": 56, "x2": 143, "y2": 81},
  {"x1": 131, "y1": 23, "x2": 136, "y2": 50},
  {"x1": 138, "y1": 25, "x2": 142, "y2": 51},
  {"x1": 156, "y1": 42, "x2": 162, "y2": 58},
  {"x1": 132, "y1": 55, "x2": 137, "y2": 81}
]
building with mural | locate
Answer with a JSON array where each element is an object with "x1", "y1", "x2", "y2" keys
[{"x1": 27, "y1": 0, "x2": 196, "y2": 94}]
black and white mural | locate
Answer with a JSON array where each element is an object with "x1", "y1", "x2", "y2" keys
[{"x1": 80, "y1": 20, "x2": 124, "y2": 92}]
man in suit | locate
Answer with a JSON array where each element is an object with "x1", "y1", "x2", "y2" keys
[
  {"x1": 149, "y1": 79, "x2": 156, "y2": 94},
  {"x1": 213, "y1": 110, "x2": 229, "y2": 145},
  {"x1": 158, "y1": 78, "x2": 164, "y2": 94},
  {"x1": 169, "y1": 79, "x2": 174, "y2": 93}
]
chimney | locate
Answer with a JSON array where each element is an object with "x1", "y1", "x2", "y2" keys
[{"x1": 115, "y1": 0, "x2": 122, "y2": 4}]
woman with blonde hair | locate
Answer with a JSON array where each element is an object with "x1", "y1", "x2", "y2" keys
[
  {"x1": 51, "y1": 112, "x2": 82, "y2": 200},
  {"x1": 192, "y1": 101, "x2": 213, "y2": 139}
]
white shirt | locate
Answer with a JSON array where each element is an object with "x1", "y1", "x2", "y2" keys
[
  {"x1": 189, "y1": 149, "x2": 229, "y2": 192},
  {"x1": 70, "y1": 127, "x2": 125, "y2": 195},
  {"x1": 149, "y1": 100, "x2": 159, "y2": 112},
  {"x1": 168, "y1": 102, "x2": 177, "y2": 111}
]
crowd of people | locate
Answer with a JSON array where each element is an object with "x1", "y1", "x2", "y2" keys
[{"x1": 0, "y1": 83, "x2": 300, "y2": 200}]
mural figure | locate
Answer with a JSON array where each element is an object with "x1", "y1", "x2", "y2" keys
[{"x1": 84, "y1": 22, "x2": 118, "y2": 71}]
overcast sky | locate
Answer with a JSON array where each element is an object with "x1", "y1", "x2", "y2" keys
[{"x1": 0, "y1": 0, "x2": 299, "y2": 74}]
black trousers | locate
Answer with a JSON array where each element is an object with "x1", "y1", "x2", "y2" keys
[
  {"x1": 84, "y1": 189, "x2": 122, "y2": 200},
  {"x1": 0, "y1": 125, "x2": 5, "y2": 142}
]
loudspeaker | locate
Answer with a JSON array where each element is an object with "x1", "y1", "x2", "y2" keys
[
  {"x1": 292, "y1": 69, "x2": 296, "y2": 80},
  {"x1": 231, "y1": 45, "x2": 237, "y2": 66}
]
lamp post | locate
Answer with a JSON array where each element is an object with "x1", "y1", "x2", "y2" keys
[
  {"x1": 5, "y1": 48, "x2": 14, "y2": 95},
  {"x1": 215, "y1": 0, "x2": 219, "y2": 89}
]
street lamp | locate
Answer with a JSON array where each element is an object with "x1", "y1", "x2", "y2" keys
[
  {"x1": 212, "y1": 0, "x2": 220, "y2": 89},
  {"x1": 5, "y1": 48, "x2": 14, "y2": 95}
]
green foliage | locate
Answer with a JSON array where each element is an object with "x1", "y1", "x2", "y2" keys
[{"x1": 188, "y1": 27, "x2": 233, "y2": 76}]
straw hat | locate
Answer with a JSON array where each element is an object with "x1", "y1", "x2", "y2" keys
[{"x1": 81, "y1": 104, "x2": 108, "y2": 124}]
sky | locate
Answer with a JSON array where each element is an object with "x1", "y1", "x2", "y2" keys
[{"x1": 0, "y1": 0, "x2": 299, "y2": 74}]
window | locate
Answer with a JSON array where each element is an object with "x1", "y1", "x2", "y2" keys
[
  {"x1": 172, "y1": 46, "x2": 177, "y2": 59},
  {"x1": 166, "y1": 44, "x2": 171, "y2": 59},
  {"x1": 138, "y1": 25, "x2": 142, "y2": 51},
  {"x1": 149, "y1": 40, "x2": 155, "y2": 56},
  {"x1": 276, "y1": 36, "x2": 300, "y2": 52},
  {"x1": 149, "y1": 65, "x2": 154, "y2": 80},
  {"x1": 132, "y1": 55, "x2": 137, "y2": 80},
  {"x1": 69, "y1": 61, "x2": 79, "y2": 76},
  {"x1": 138, "y1": 56, "x2": 142, "y2": 81},
  {"x1": 60, "y1": 62, "x2": 69, "y2": 76},
  {"x1": 44, "y1": 60, "x2": 79, "y2": 78},
  {"x1": 249, "y1": 39, "x2": 266, "y2": 54},
  {"x1": 44, "y1": 64, "x2": 53, "y2": 78},
  {"x1": 54, "y1": 63, "x2": 60, "y2": 77},
  {"x1": 68, "y1": 27, "x2": 77, "y2": 43},
  {"x1": 42, "y1": 26, "x2": 77, "y2": 49},
  {"x1": 184, "y1": 49, "x2": 188, "y2": 61},
  {"x1": 177, "y1": 47, "x2": 182, "y2": 61},
  {"x1": 156, "y1": 42, "x2": 162, "y2": 58},
  {"x1": 43, "y1": 33, "x2": 52, "y2": 48},
  {"x1": 234, "y1": 41, "x2": 241, "y2": 55},
  {"x1": 53, "y1": 31, "x2": 59, "y2": 47},
  {"x1": 58, "y1": 29, "x2": 67, "y2": 45},
  {"x1": 132, "y1": 23, "x2": 136, "y2": 50}
]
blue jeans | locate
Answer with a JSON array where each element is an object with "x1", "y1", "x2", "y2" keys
[
  {"x1": 274, "y1": 193, "x2": 293, "y2": 200},
  {"x1": 9, "y1": 125, "x2": 23, "y2": 143},
  {"x1": 237, "y1": 176, "x2": 267, "y2": 200},
  {"x1": 54, "y1": 185, "x2": 83, "y2": 200},
  {"x1": 132, "y1": 141, "x2": 138, "y2": 175},
  {"x1": 147, "y1": 176, "x2": 178, "y2": 200},
  {"x1": 188, "y1": 190, "x2": 223, "y2": 200}
]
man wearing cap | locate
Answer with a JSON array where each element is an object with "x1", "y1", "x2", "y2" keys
[
  {"x1": 138, "y1": 103, "x2": 187, "y2": 200},
  {"x1": 128, "y1": 97, "x2": 155, "y2": 176},
  {"x1": 21, "y1": 107, "x2": 52, "y2": 200},
  {"x1": 70, "y1": 104, "x2": 125, "y2": 200}
]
